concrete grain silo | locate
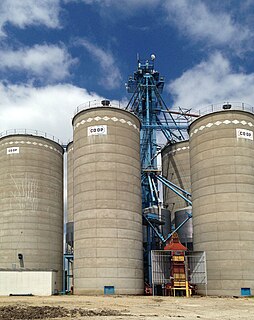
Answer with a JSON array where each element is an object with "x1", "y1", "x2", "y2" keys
[
  {"x1": 66, "y1": 141, "x2": 74, "y2": 252},
  {"x1": 0, "y1": 133, "x2": 64, "y2": 291},
  {"x1": 190, "y1": 109, "x2": 254, "y2": 296},
  {"x1": 174, "y1": 206, "x2": 193, "y2": 249},
  {"x1": 72, "y1": 102, "x2": 143, "y2": 294},
  {"x1": 162, "y1": 141, "x2": 192, "y2": 246}
]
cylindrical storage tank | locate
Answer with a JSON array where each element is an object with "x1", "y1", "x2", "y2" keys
[
  {"x1": 66, "y1": 141, "x2": 74, "y2": 251},
  {"x1": 73, "y1": 105, "x2": 143, "y2": 295},
  {"x1": 0, "y1": 134, "x2": 64, "y2": 290},
  {"x1": 162, "y1": 140, "x2": 191, "y2": 222},
  {"x1": 190, "y1": 109, "x2": 254, "y2": 296},
  {"x1": 175, "y1": 207, "x2": 193, "y2": 250},
  {"x1": 161, "y1": 208, "x2": 171, "y2": 239}
]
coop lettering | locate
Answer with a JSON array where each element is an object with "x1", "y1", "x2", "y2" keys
[
  {"x1": 236, "y1": 128, "x2": 253, "y2": 141},
  {"x1": 90, "y1": 127, "x2": 104, "y2": 133},
  {"x1": 7, "y1": 147, "x2": 20, "y2": 154},
  {"x1": 88, "y1": 125, "x2": 107, "y2": 136},
  {"x1": 239, "y1": 131, "x2": 251, "y2": 137}
]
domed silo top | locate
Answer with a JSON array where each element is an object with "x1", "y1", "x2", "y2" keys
[
  {"x1": 190, "y1": 101, "x2": 254, "y2": 118},
  {"x1": 0, "y1": 129, "x2": 63, "y2": 148},
  {"x1": 72, "y1": 100, "x2": 140, "y2": 127}
]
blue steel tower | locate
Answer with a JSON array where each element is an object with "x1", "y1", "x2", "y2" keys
[
  {"x1": 126, "y1": 55, "x2": 191, "y2": 288},
  {"x1": 126, "y1": 55, "x2": 184, "y2": 207},
  {"x1": 126, "y1": 56, "x2": 161, "y2": 208}
]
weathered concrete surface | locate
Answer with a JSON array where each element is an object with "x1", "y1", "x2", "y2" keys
[
  {"x1": 67, "y1": 141, "x2": 74, "y2": 225},
  {"x1": 72, "y1": 107, "x2": 143, "y2": 295},
  {"x1": 162, "y1": 140, "x2": 191, "y2": 210},
  {"x1": 162, "y1": 141, "x2": 192, "y2": 245},
  {"x1": 190, "y1": 110, "x2": 254, "y2": 296},
  {"x1": 0, "y1": 135, "x2": 64, "y2": 291},
  {"x1": 66, "y1": 142, "x2": 74, "y2": 251}
]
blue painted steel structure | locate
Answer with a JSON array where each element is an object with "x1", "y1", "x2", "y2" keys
[
  {"x1": 126, "y1": 56, "x2": 191, "y2": 287},
  {"x1": 126, "y1": 56, "x2": 185, "y2": 206}
]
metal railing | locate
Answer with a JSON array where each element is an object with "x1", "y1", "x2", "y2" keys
[
  {"x1": 192, "y1": 101, "x2": 254, "y2": 117},
  {"x1": 0, "y1": 129, "x2": 62, "y2": 144},
  {"x1": 74, "y1": 100, "x2": 124, "y2": 116}
]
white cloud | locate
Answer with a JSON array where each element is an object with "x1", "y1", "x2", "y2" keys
[
  {"x1": 168, "y1": 52, "x2": 254, "y2": 111},
  {"x1": 0, "y1": 44, "x2": 77, "y2": 82},
  {"x1": 164, "y1": 0, "x2": 250, "y2": 50},
  {"x1": 0, "y1": 83, "x2": 103, "y2": 143},
  {"x1": 78, "y1": 39, "x2": 122, "y2": 89},
  {"x1": 0, "y1": 0, "x2": 61, "y2": 36}
]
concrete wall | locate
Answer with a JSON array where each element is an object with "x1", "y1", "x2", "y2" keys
[
  {"x1": 0, "y1": 135, "x2": 64, "y2": 291},
  {"x1": 66, "y1": 142, "x2": 74, "y2": 250},
  {"x1": 190, "y1": 110, "x2": 254, "y2": 296},
  {"x1": 175, "y1": 206, "x2": 193, "y2": 249},
  {"x1": 67, "y1": 141, "x2": 74, "y2": 225},
  {"x1": 0, "y1": 270, "x2": 57, "y2": 296},
  {"x1": 162, "y1": 141, "x2": 191, "y2": 226},
  {"x1": 72, "y1": 107, "x2": 143, "y2": 294}
]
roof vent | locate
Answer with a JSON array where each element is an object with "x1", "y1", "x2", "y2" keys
[
  {"x1": 222, "y1": 103, "x2": 232, "y2": 110},
  {"x1": 101, "y1": 100, "x2": 110, "y2": 106}
]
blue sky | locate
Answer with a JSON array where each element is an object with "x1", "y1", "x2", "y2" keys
[{"x1": 0, "y1": 0, "x2": 254, "y2": 142}]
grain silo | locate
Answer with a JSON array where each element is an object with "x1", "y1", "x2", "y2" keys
[
  {"x1": 0, "y1": 133, "x2": 64, "y2": 291},
  {"x1": 72, "y1": 101, "x2": 143, "y2": 295},
  {"x1": 174, "y1": 206, "x2": 193, "y2": 249},
  {"x1": 66, "y1": 141, "x2": 74, "y2": 252},
  {"x1": 190, "y1": 109, "x2": 254, "y2": 296},
  {"x1": 162, "y1": 140, "x2": 192, "y2": 246}
]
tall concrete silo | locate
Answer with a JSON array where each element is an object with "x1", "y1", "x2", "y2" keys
[
  {"x1": 162, "y1": 141, "x2": 192, "y2": 245},
  {"x1": 72, "y1": 103, "x2": 143, "y2": 294},
  {"x1": 190, "y1": 109, "x2": 254, "y2": 296},
  {"x1": 66, "y1": 141, "x2": 74, "y2": 252},
  {"x1": 0, "y1": 133, "x2": 64, "y2": 290}
]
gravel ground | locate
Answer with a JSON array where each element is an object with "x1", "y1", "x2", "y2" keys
[{"x1": 0, "y1": 295, "x2": 253, "y2": 320}]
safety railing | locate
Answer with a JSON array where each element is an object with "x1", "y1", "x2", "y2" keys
[
  {"x1": 192, "y1": 101, "x2": 254, "y2": 117},
  {"x1": 0, "y1": 129, "x2": 62, "y2": 144},
  {"x1": 74, "y1": 100, "x2": 124, "y2": 116}
]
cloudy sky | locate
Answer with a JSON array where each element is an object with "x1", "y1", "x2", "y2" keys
[{"x1": 0, "y1": 0, "x2": 254, "y2": 143}]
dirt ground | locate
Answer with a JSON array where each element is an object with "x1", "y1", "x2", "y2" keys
[{"x1": 0, "y1": 295, "x2": 253, "y2": 320}]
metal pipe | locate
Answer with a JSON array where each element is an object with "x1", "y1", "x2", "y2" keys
[
  {"x1": 143, "y1": 215, "x2": 165, "y2": 242},
  {"x1": 152, "y1": 86, "x2": 185, "y2": 140},
  {"x1": 148, "y1": 175, "x2": 156, "y2": 203},
  {"x1": 162, "y1": 110, "x2": 200, "y2": 117},
  {"x1": 155, "y1": 174, "x2": 192, "y2": 198},
  {"x1": 151, "y1": 177, "x2": 160, "y2": 202},
  {"x1": 142, "y1": 124, "x2": 188, "y2": 129},
  {"x1": 164, "y1": 212, "x2": 192, "y2": 242},
  {"x1": 155, "y1": 175, "x2": 192, "y2": 206},
  {"x1": 156, "y1": 176, "x2": 192, "y2": 205}
]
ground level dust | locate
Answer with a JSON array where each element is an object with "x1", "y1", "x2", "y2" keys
[{"x1": 0, "y1": 295, "x2": 253, "y2": 320}]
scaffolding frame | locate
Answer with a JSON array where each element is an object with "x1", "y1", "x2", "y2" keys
[
  {"x1": 151, "y1": 250, "x2": 207, "y2": 296},
  {"x1": 187, "y1": 251, "x2": 208, "y2": 295}
]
